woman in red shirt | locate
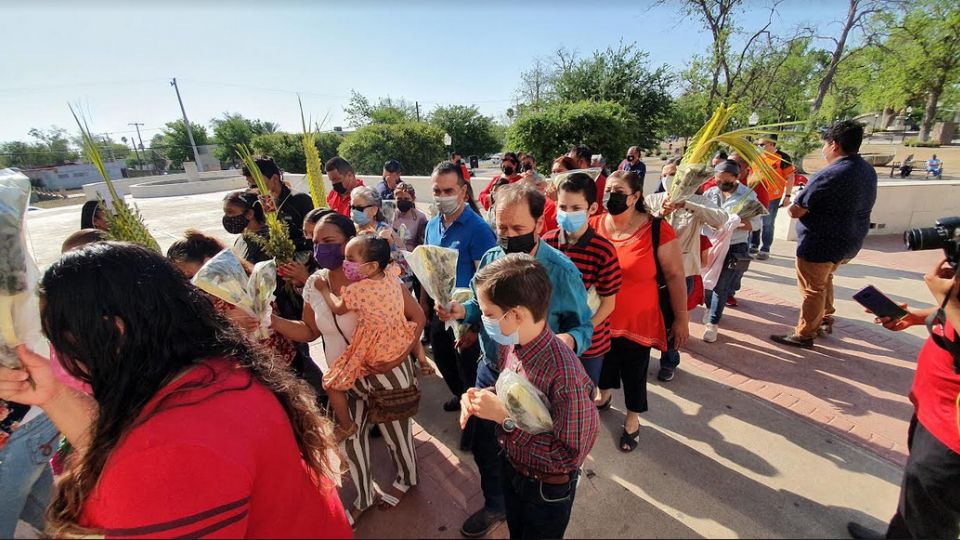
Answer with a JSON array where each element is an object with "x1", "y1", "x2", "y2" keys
[
  {"x1": 0, "y1": 242, "x2": 350, "y2": 539},
  {"x1": 590, "y1": 170, "x2": 689, "y2": 453}
]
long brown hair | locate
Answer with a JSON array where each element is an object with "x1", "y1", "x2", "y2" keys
[{"x1": 41, "y1": 242, "x2": 341, "y2": 536}]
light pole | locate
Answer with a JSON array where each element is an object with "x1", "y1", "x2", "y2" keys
[{"x1": 170, "y1": 78, "x2": 202, "y2": 171}]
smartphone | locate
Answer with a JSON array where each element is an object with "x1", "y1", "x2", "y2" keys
[{"x1": 853, "y1": 285, "x2": 909, "y2": 320}]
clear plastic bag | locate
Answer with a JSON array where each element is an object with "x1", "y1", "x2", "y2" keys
[
  {"x1": 403, "y1": 245, "x2": 459, "y2": 329},
  {"x1": 451, "y1": 288, "x2": 474, "y2": 341},
  {"x1": 192, "y1": 249, "x2": 276, "y2": 339},
  {"x1": 496, "y1": 368, "x2": 553, "y2": 435},
  {"x1": 0, "y1": 169, "x2": 44, "y2": 370}
]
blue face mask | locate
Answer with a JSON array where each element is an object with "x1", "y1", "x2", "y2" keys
[
  {"x1": 481, "y1": 312, "x2": 519, "y2": 346},
  {"x1": 557, "y1": 209, "x2": 588, "y2": 234},
  {"x1": 351, "y1": 208, "x2": 371, "y2": 226}
]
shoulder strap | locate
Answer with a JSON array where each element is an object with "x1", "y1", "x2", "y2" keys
[{"x1": 652, "y1": 217, "x2": 666, "y2": 287}]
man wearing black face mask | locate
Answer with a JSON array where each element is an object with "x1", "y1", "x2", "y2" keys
[
  {"x1": 847, "y1": 260, "x2": 960, "y2": 540},
  {"x1": 478, "y1": 152, "x2": 522, "y2": 210},
  {"x1": 438, "y1": 182, "x2": 593, "y2": 538},
  {"x1": 324, "y1": 156, "x2": 365, "y2": 217},
  {"x1": 377, "y1": 158, "x2": 401, "y2": 201},
  {"x1": 452, "y1": 151, "x2": 471, "y2": 182}
]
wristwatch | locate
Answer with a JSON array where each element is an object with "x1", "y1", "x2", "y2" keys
[{"x1": 502, "y1": 418, "x2": 517, "y2": 433}]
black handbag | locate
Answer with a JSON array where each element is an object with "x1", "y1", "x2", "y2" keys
[{"x1": 652, "y1": 217, "x2": 676, "y2": 350}]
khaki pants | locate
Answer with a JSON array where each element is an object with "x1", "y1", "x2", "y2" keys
[{"x1": 795, "y1": 257, "x2": 843, "y2": 339}]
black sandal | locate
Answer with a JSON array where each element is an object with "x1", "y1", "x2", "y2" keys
[
  {"x1": 619, "y1": 427, "x2": 640, "y2": 453},
  {"x1": 597, "y1": 396, "x2": 613, "y2": 411}
]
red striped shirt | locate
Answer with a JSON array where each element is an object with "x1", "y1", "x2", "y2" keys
[{"x1": 542, "y1": 227, "x2": 622, "y2": 357}]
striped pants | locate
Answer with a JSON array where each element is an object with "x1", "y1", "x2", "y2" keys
[{"x1": 342, "y1": 358, "x2": 419, "y2": 511}]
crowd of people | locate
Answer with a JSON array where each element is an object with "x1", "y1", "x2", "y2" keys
[{"x1": 2, "y1": 119, "x2": 959, "y2": 540}]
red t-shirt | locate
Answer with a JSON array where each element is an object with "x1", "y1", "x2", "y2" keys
[
  {"x1": 542, "y1": 197, "x2": 558, "y2": 233},
  {"x1": 326, "y1": 179, "x2": 366, "y2": 217},
  {"x1": 80, "y1": 358, "x2": 352, "y2": 539},
  {"x1": 542, "y1": 227, "x2": 622, "y2": 357},
  {"x1": 910, "y1": 321, "x2": 960, "y2": 454},
  {"x1": 594, "y1": 174, "x2": 607, "y2": 214},
  {"x1": 590, "y1": 214, "x2": 677, "y2": 351}
]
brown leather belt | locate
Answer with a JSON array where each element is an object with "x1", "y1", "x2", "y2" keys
[{"x1": 509, "y1": 459, "x2": 574, "y2": 485}]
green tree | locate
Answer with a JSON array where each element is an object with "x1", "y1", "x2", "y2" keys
[
  {"x1": 339, "y1": 123, "x2": 446, "y2": 175},
  {"x1": 344, "y1": 90, "x2": 418, "y2": 127},
  {"x1": 0, "y1": 127, "x2": 82, "y2": 168},
  {"x1": 550, "y1": 42, "x2": 673, "y2": 149},
  {"x1": 505, "y1": 100, "x2": 637, "y2": 166},
  {"x1": 428, "y1": 105, "x2": 500, "y2": 157},
  {"x1": 210, "y1": 113, "x2": 279, "y2": 166},
  {"x1": 663, "y1": 93, "x2": 706, "y2": 143},
  {"x1": 250, "y1": 131, "x2": 346, "y2": 173},
  {"x1": 157, "y1": 120, "x2": 210, "y2": 169}
]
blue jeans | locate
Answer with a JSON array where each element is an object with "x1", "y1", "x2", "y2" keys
[
  {"x1": 502, "y1": 457, "x2": 579, "y2": 540},
  {"x1": 660, "y1": 276, "x2": 696, "y2": 370},
  {"x1": 579, "y1": 356, "x2": 603, "y2": 387},
  {"x1": 473, "y1": 359, "x2": 506, "y2": 513},
  {"x1": 0, "y1": 413, "x2": 58, "y2": 537},
  {"x1": 750, "y1": 200, "x2": 780, "y2": 253},
  {"x1": 705, "y1": 243, "x2": 750, "y2": 325}
]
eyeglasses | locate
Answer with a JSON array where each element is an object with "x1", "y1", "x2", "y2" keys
[{"x1": 350, "y1": 205, "x2": 374, "y2": 212}]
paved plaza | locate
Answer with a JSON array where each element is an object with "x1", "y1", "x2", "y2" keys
[{"x1": 22, "y1": 188, "x2": 943, "y2": 538}]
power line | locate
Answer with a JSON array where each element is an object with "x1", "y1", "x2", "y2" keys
[{"x1": 0, "y1": 79, "x2": 168, "y2": 94}]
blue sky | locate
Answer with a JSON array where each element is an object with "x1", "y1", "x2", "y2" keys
[{"x1": 1, "y1": 0, "x2": 845, "y2": 144}]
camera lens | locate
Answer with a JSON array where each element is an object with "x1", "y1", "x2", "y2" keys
[{"x1": 904, "y1": 226, "x2": 946, "y2": 251}]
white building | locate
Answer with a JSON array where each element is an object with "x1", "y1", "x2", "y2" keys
[{"x1": 23, "y1": 161, "x2": 126, "y2": 190}]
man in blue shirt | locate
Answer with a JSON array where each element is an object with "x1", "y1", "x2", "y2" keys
[
  {"x1": 771, "y1": 120, "x2": 878, "y2": 349},
  {"x1": 424, "y1": 161, "x2": 497, "y2": 412},
  {"x1": 439, "y1": 182, "x2": 593, "y2": 538},
  {"x1": 618, "y1": 145, "x2": 647, "y2": 179},
  {"x1": 376, "y1": 158, "x2": 401, "y2": 201}
]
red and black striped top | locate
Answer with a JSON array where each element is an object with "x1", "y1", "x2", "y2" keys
[{"x1": 542, "y1": 227, "x2": 622, "y2": 357}]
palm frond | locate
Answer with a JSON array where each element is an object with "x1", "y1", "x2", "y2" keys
[
  {"x1": 69, "y1": 104, "x2": 160, "y2": 252},
  {"x1": 299, "y1": 95, "x2": 328, "y2": 209},
  {"x1": 236, "y1": 144, "x2": 296, "y2": 263}
]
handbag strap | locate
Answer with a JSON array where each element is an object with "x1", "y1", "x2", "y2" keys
[
  {"x1": 651, "y1": 216, "x2": 666, "y2": 288},
  {"x1": 325, "y1": 273, "x2": 351, "y2": 346}
]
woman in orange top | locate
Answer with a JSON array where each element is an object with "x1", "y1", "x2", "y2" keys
[{"x1": 590, "y1": 170, "x2": 689, "y2": 452}]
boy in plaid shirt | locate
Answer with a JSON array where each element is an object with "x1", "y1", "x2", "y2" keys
[{"x1": 460, "y1": 254, "x2": 599, "y2": 539}]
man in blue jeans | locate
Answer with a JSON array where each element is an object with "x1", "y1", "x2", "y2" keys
[
  {"x1": 0, "y1": 401, "x2": 58, "y2": 537},
  {"x1": 749, "y1": 136, "x2": 796, "y2": 260},
  {"x1": 702, "y1": 160, "x2": 763, "y2": 342},
  {"x1": 440, "y1": 183, "x2": 592, "y2": 538}
]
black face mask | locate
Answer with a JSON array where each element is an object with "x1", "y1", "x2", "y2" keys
[
  {"x1": 719, "y1": 181, "x2": 738, "y2": 193},
  {"x1": 397, "y1": 200, "x2": 414, "y2": 213},
  {"x1": 222, "y1": 214, "x2": 248, "y2": 234},
  {"x1": 503, "y1": 166, "x2": 515, "y2": 176},
  {"x1": 498, "y1": 231, "x2": 537, "y2": 254},
  {"x1": 603, "y1": 192, "x2": 630, "y2": 216},
  {"x1": 332, "y1": 182, "x2": 348, "y2": 195}
]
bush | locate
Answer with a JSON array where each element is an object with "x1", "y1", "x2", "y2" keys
[
  {"x1": 505, "y1": 100, "x2": 637, "y2": 167},
  {"x1": 904, "y1": 138, "x2": 941, "y2": 148},
  {"x1": 339, "y1": 123, "x2": 446, "y2": 175},
  {"x1": 250, "y1": 132, "x2": 346, "y2": 173}
]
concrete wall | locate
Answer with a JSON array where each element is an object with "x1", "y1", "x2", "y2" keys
[
  {"x1": 777, "y1": 179, "x2": 960, "y2": 241},
  {"x1": 83, "y1": 170, "x2": 243, "y2": 204},
  {"x1": 24, "y1": 161, "x2": 125, "y2": 190}
]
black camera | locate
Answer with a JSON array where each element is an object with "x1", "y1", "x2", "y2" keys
[{"x1": 905, "y1": 216, "x2": 960, "y2": 269}]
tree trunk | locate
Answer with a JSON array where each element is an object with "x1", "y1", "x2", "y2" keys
[
  {"x1": 919, "y1": 74, "x2": 946, "y2": 142},
  {"x1": 880, "y1": 106, "x2": 895, "y2": 129},
  {"x1": 811, "y1": 0, "x2": 857, "y2": 114}
]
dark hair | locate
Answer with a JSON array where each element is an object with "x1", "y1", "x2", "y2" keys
[
  {"x1": 502, "y1": 152, "x2": 519, "y2": 167},
  {"x1": 79, "y1": 200, "x2": 103, "y2": 230},
  {"x1": 42, "y1": 242, "x2": 340, "y2": 536},
  {"x1": 608, "y1": 170, "x2": 647, "y2": 213},
  {"x1": 325, "y1": 156, "x2": 354, "y2": 175},
  {"x1": 432, "y1": 160, "x2": 481, "y2": 214},
  {"x1": 383, "y1": 159, "x2": 401, "y2": 173},
  {"x1": 394, "y1": 181, "x2": 416, "y2": 198},
  {"x1": 713, "y1": 150, "x2": 728, "y2": 161},
  {"x1": 553, "y1": 155, "x2": 578, "y2": 172},
  {"x1": 474, "y1": 253, "x2": 551, "y2": 322},
  {"x1": 304, "y1": 207, "x2": 334, "y2": 227},
  {"x1": 451, "y1": 151, "x2": 461, "y2": 158},
  {"x1": 223, "y1": 190, "x2": 265, "y2": 224},
  {"x1": 496, "y1": 182, "x2": 545, "y2": 220},
  {"x1": 352, "y1": 234, "x2": 391, "y2": 270},
  {"x1": 317, "y1": 211, "x2": 358, "y2": 241},
  {"x1": 62, "y1": 228, "x2": 108, "y2": 253},
  {"x1": 241, "y1": 155, "x2": 281, "y2": 180},
  {"x1": 166, "y1": 229, "x2": 225, "y2": 264},
  {"x1": 522, "y1": 153, "x2": 535, "y2": 163},
  {"x1": 558, "y1": 172, "x2": 598, "y2": 206},
  {"x1": 822, "y1": 120, "x2": 864, "y2": 155},
  {"x1": 569, "y1": 144, "x2": 593, "y2": 165}
]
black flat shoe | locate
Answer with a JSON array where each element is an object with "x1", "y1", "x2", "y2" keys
[
  {"x1": 846, "y1": 521, "x2": 884, "y2": 540},
  {"x1": 597, "y1": 396, "x2": 613, "y2": 411},
  {"x1": 770, "y1": 334, "x2": 814, "y2": 349},
  {"x1": 443, "y1": 397, "x2": 461, "y2": 412}
]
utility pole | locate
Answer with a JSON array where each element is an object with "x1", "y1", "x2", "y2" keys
[
  {"x1": 415, "y1": 101, "x2": 421, "y2": 122},
  {"x1": 170, "y1": 78, "x2": 203, "y2": 171},
  {"x1": 128, "y1": 122, "x2": 145, "y2": 170}
]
